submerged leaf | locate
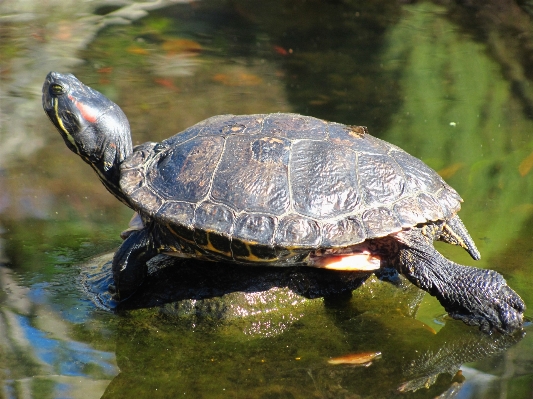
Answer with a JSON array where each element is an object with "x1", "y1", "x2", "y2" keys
[
  {"x1": 212, "y1": 73, "x2": 262, "y2": 86},
  {"x1": 328, "y1": 351, "x2": 381, "y2": 366},
  {"x1": 438, "y1": 162, "x2": 464, "y2": 179},
  {"x1": 127, "y1": 46, "x2": 149, "y2": 55},
  {"x1": 154, "y1": 78, "x2": 179, "y2": 91},
  {"x1": 518, "y1": 151, "x2": 533, "y2": 176},
  {"x1": 273, "y1": 45, "x2": 289, "y2": 56},
  {"x1": 97, "y1": 66, "x2": 113, "y2": 74},
  {"x1": 162, "y1": 39, "x2": 202, "y2": 55}
]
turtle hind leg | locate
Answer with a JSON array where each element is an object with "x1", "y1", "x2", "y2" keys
[
  {"x1": 395, "y1": 229, "x2": 524, "y2": 334},
  {"x1": 439, "y1": 214, "x2": 481, "y2": 260},
  {"x1": 112, "y1": 227, "x2": 160, "y2": 300}
]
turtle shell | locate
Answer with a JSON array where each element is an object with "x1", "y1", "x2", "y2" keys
[{"x1": 120, "y1": 113, "x2": 462, "y2": 260}]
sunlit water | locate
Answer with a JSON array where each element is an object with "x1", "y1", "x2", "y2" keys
[{"x1": 2, "y1": 1, "x2": 533, "y2": 398}]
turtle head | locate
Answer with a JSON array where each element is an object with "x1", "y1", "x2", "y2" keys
[{"x1": 43, "y1": 72, "x2": 133, "y2": 202}]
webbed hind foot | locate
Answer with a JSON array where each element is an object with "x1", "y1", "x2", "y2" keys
[{"x1": 397, "y1": 229, "x2": 524, "y2": 334}]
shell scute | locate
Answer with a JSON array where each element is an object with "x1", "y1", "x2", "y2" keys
[
  {"x1": 234, "y1": 213, "x2": 276, "y2": 244},
  {"x1": 157, "y1": 201, "x2": 195, "y2": 227},
  {"x1": 436, "y1": 188, "x2": 462, "y2": 219},
  {"x1": 121, "y1": 142, "x2": 157, "y2": 170},
  {"x1": 290, "y1": 139, "x2": 361, "y2": 219},
  {"x1": 120, "y1": 168, "x2": 144, "y2": 194},
  {"x1": 417, "y1": 193, "x2": 444, "y2": 221},
  {"x1": 362, "y1": 207, "x2": 402, "y2": 239},
  {"x1": 327, "y1": 123, "x2": 387, "y2": 156},
  {"x1": 198, "y1": 114, "x2": 264, "y2": 137},
  {"x1": 194, "y1": 201, "x2": 234, "y2": 236},
  {"x1": 128, "y1": 186, "x2": 163, "y2": 214},
  {"x1": 275, "y1": 215, "x2": 321, "y2": 247},
  {"x1": 393, "y1": 197, "x2": 426, "y2": 227},
  {"x1": 147, "y1": 136, "x2": 225, "y2": 202},
  {"x1": 391, "y1": 150, "x2": 444, "y2": 194},
  {"x1": 321, "y1": 218, "x2": 366, "y2": 247},
  {"x1": 357, "y1": 153, "x2": 405, "y2": 207},
  {"x1": 211, "y1": 134, "x2": 290, "y2": 215},
  {"x1": 156, "y1": 201, "x2": 195, "y2": 241},
  {"x1": 161, "y1": 125, "x2": 200, "y2": 148},
  {"x1": 262, "y1": 113, "x2": 328, "y2": 140}
]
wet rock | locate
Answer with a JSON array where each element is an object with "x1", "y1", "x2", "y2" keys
[{"x1": 81, "y1": 253, "x2": 424, "y2": 337}]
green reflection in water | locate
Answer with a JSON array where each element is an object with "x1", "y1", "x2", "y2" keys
[
  {"x1": 381, "y1": 3, "x2": 533, "y2": 311},
  {"x1": 371, "y1": 1, "x2": 533, "y2": 347},
  {"x1": 384, "y1": 3, "x2": 533, "y2": 242}
]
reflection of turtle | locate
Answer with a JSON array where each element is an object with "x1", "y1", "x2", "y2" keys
[{"x1": 43, "y1": 72, "x2": 524, "y2": 333}]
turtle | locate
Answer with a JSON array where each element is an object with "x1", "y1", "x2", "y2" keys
[{"x1": 42, "y1": 71, "x2": 524, "y2": 334}]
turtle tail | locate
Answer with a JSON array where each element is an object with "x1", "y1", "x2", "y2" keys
[{"x1": 439, "y1": 215, "x2": 481, "y2": 261}]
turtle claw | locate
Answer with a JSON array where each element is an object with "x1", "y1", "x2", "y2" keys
[
  {"x1": 398, "y1": 235, "x2": 525, "y2": 335},
  {"x1": 108, "y1": 283, "x2": 117, "y2": 294},
  {"x1": 108, "y1": 283, "x2": 125, "y2": 301},
  {"x1": 438, "y1": 268, "x2": 524, "y2": 334},
  {"x1": 449, "y1": 296, "x2": 524, "y2": 335},
  {"x1": 108, "y1": 281, "x2": 139, "y2": 301}
]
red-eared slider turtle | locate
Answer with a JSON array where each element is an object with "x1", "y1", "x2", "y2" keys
[{"x1": 43, "y1": 72, "x2": 524, "y2": 333}]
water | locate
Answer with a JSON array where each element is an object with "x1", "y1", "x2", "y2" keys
[{"x1": 2, "y1": 1, "x2": 533, "y2": 397}]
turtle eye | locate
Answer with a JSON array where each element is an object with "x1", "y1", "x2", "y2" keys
[{"x1": 50, "y1": 84, "x2": 65, "y2": 95}]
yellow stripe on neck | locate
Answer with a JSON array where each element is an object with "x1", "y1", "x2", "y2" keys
[{"x1": 53, "y1": 98, "x2": 80, "y2": 154}]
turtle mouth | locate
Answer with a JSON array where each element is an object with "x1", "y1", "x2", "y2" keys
[
  {"x1": 42, "y1": 75, "x2": 55, "y2": 113},
  {"x1": 43, "y1": 76, "x2": 62, "y2": 119},
  {"x1": 42, "y1": 87, "x2": 62, "y2": 133}
]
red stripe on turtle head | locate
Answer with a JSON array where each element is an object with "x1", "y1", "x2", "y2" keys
[{"x1": 68, "y1": 94, "x2": 98, "y2": 123}]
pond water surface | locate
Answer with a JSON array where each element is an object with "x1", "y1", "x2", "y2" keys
[{"x1": 2, "y1": 1, "x2": 533, "y2": 398}]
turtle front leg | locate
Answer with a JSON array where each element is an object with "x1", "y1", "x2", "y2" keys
[
  {"x1": 395, "y1": 229, "x2": 525, "y2": 334},
  {"x1": 111, "y1": 227, "x2": 160, "y2": 299}
]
